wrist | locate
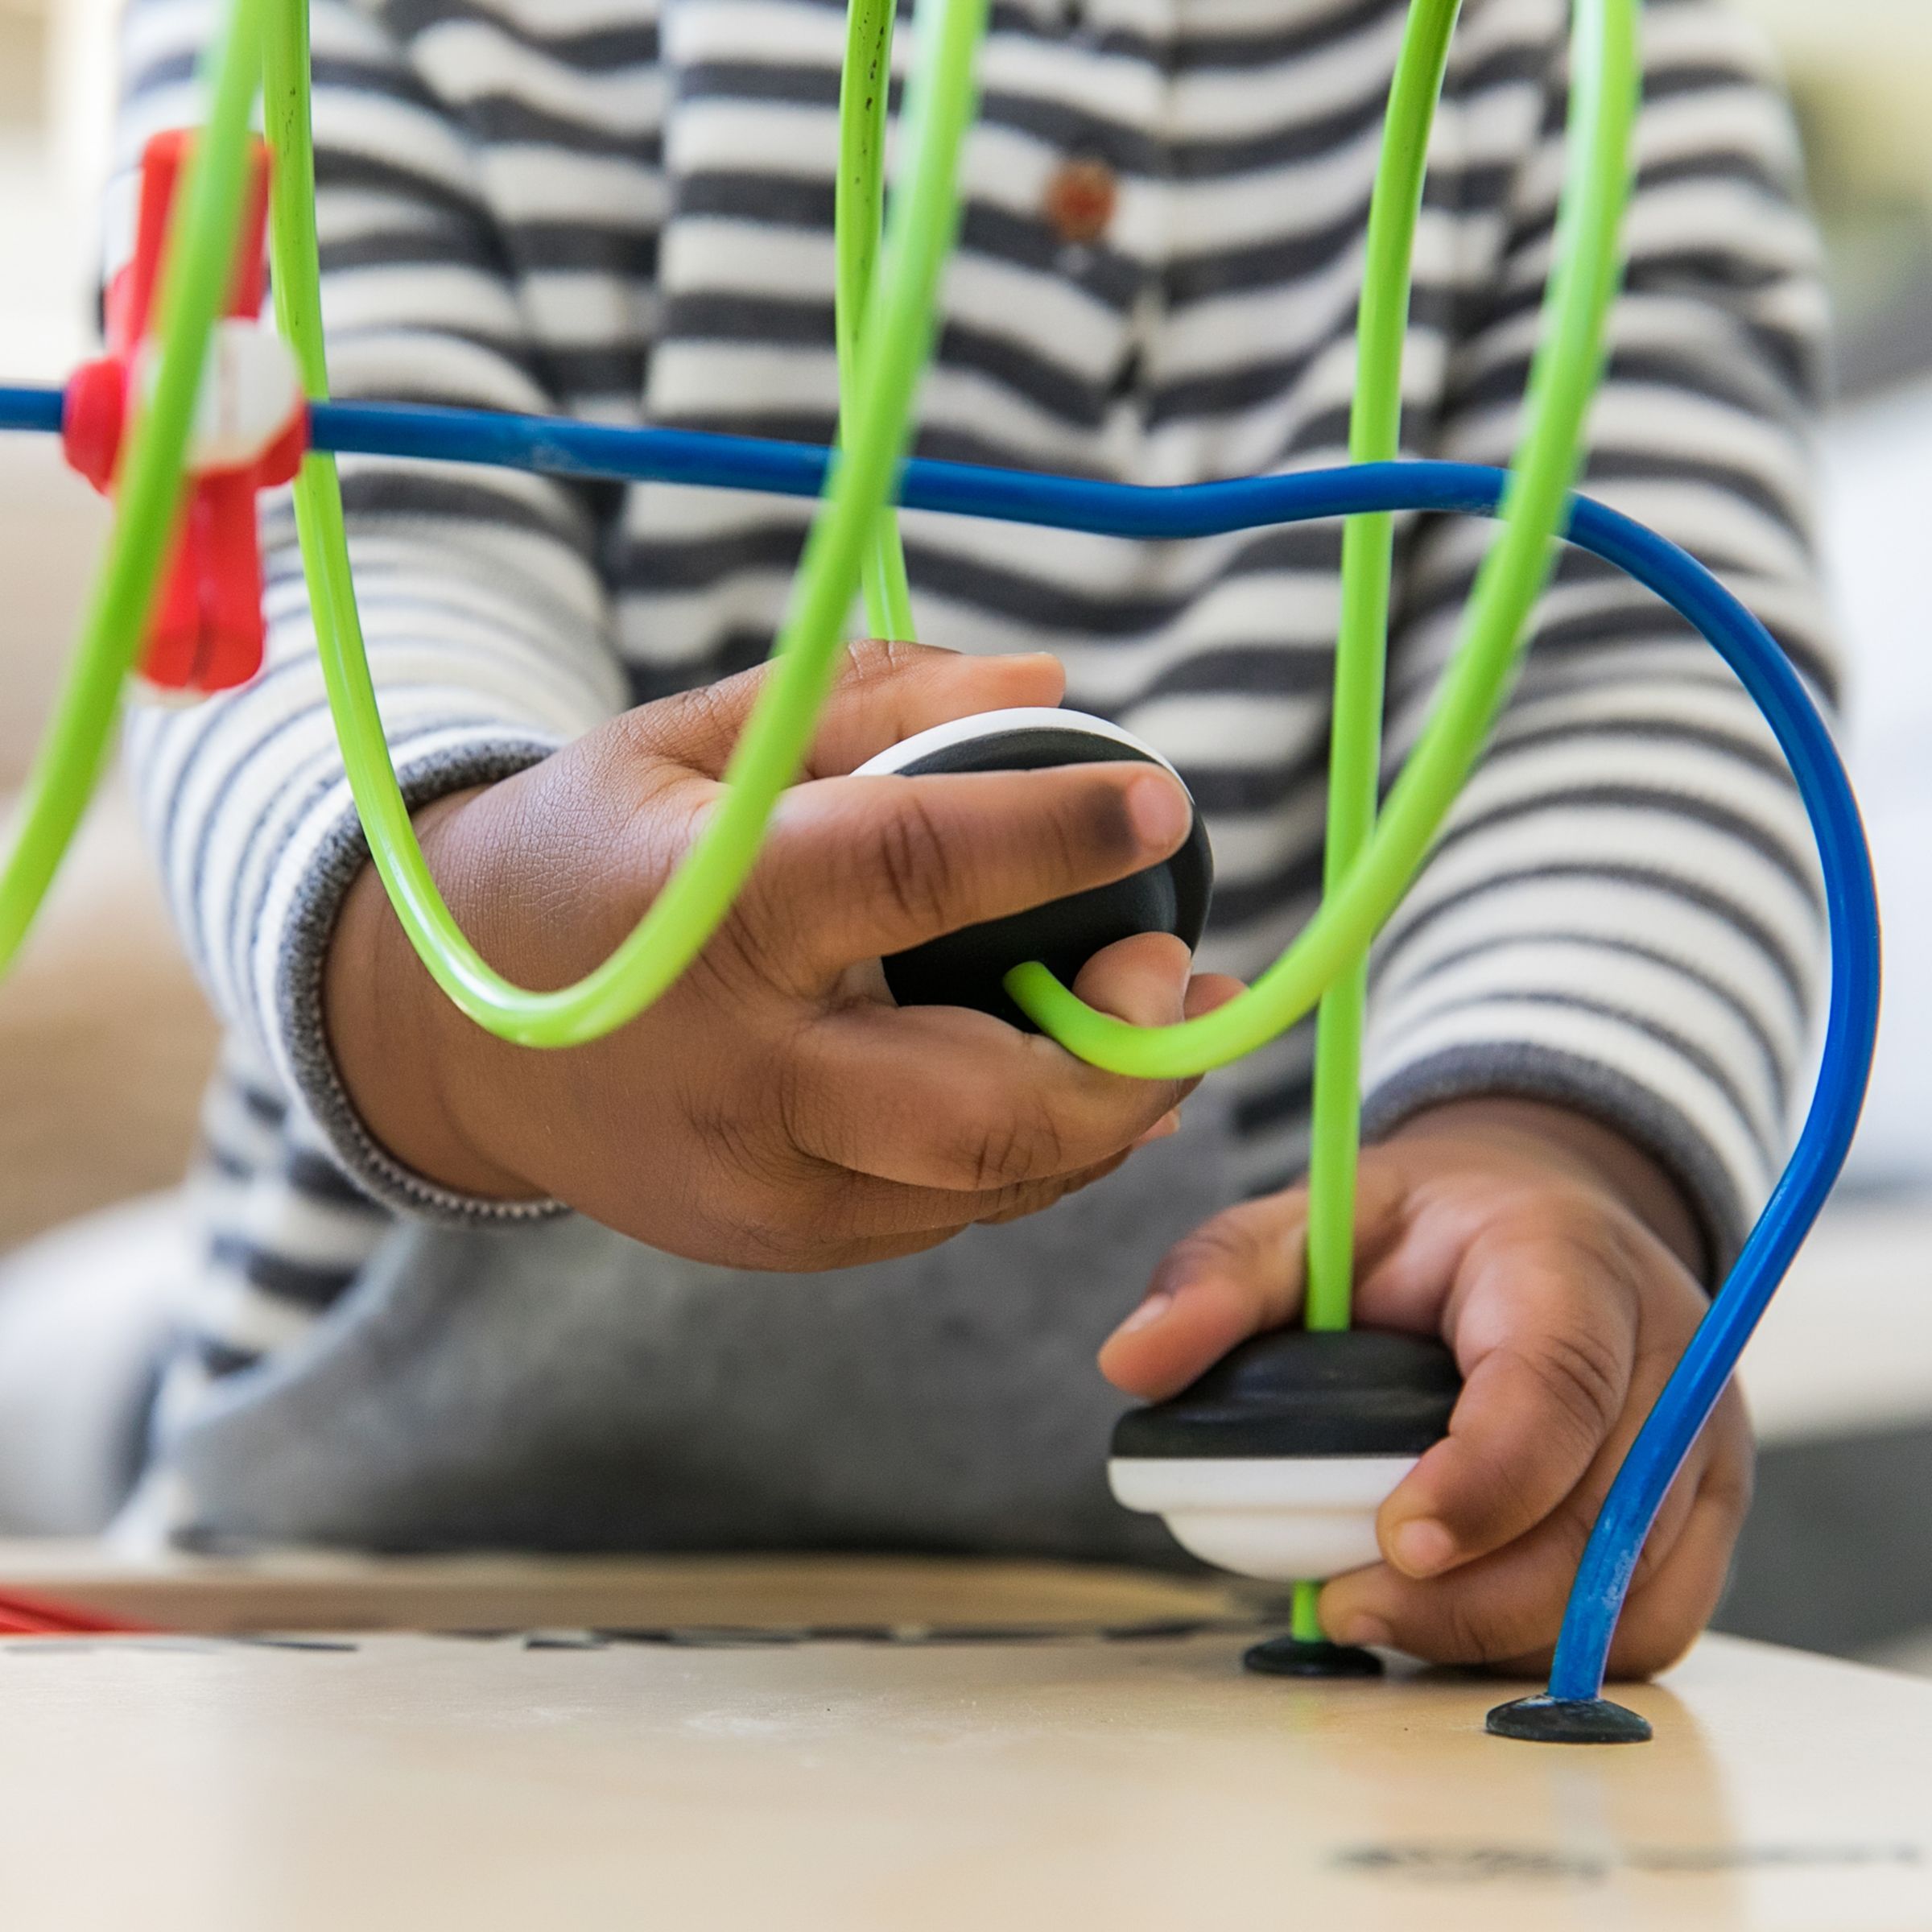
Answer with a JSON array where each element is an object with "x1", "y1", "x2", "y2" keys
[
  {"x1": 322, "y1": 786, "x2": 540, "y2": 1203},
  {"x1": 1389, "y1": 1096, "x2": 1707, "y2": 1281}
]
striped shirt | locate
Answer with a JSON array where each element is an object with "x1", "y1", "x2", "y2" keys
[{"x1": 113, "y1": 0, "x2": 1833, "y2": 1412}]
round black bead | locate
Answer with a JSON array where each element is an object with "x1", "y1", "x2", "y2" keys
[
  {"x1": 876, "y1": 723, "x2": 1212, "y2": 1030},
  {"x1": 1484, "y1": 1695, "x2": 1654, "y2": 1744},
  {"x1": 1111, "y1": 1327, "x2": 1463, "y2": 1462},
  {"x1": 1242, "y1": 1636, "x2": 1385, "y2": 1678}
]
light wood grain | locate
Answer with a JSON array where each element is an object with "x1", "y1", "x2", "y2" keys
[
  {"x1": 0, "y1": 1609, "x2": 1923, "y2": 1931},
  {"x1": 0, "y1": 1541, "x2": 1269, "y2": 1633}
]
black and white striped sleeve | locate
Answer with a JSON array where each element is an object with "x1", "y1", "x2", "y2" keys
[
  {"x1": 114, "y1": 0, "x2": 628, "y2": 1217},
  {"x1": 1360, "y1": 0, "x2": 1834, "y2": 1272}
]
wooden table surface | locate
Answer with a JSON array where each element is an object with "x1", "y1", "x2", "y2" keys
[{"x1": 0, "y1": 1550, "x2": 1926, "y2": 1930}]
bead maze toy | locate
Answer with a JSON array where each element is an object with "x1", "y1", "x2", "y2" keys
[{"x1": 0, "y1": 0, "x2": 1883, "y2": 1742}]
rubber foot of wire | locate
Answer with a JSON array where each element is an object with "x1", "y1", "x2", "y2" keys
[
  {"x1": 1242, "y1": 1635, "x2": 1385, "y2": 1678},
  {"x1": 1484, "y1": 1694, "x2": 1653, "y2": 1744}
]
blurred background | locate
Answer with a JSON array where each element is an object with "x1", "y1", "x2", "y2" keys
[{"x1": 0, "y1": 0, "x2": 1930, "y2": 1661}]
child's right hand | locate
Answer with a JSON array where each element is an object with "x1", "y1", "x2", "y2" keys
[{"x1": 324, "y1": 642, "x2": 1234, "y2": 1269}]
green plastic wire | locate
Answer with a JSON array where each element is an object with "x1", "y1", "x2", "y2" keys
[
  {"x1": 836, "y1": 0, "x2": 918, "y2": 641},
  {"x1": 1291, "y1": 0, "x2": 1465, "y2": 1629},
  {"x1": 1303, "y1": 0, "x2": 1463, "y2": 1337},
  {"x1": 263, "y1": 0, "x2": 985, "y2": 1047},
  {"x1": 0, "y1": 0, "x2": 265, "y2": 973},
  {"x1": 1290, "y1": 1579, "x2": 1325, "y2": 1645},
  {"x1": 1006, "y1": 0, "x2": 1639, "y2": 1079},
  {"x1": 0, "y1": 0, "x2": 1637, "y2": 1121}
]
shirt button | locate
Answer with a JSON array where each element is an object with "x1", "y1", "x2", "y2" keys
[{"x1": 1042, "y1": 157, "x2": 1118, "y2": 247}]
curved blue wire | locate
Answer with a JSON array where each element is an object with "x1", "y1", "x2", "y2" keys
[{"x1": 0, "y1": 377, "x2": 1879, "y2": 1700}]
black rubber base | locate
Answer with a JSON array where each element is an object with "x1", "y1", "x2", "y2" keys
[
  {"x1": 1484, "y1": 1695, "x2": 1654, "y2": 1744},
  {"x1": 1112, "y1": 1327, "x2": 1463, "y2": 1461},
  {"x1": 1243, "y1": 1636, "x2": 1385, "y2": 1678},
  {"x1": 874, "y1": 720, "x2": 1213, "y2": 1030}
]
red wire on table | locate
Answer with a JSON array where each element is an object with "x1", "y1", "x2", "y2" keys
[{"x1": 0, "y1": 1586, "x2": 150, "y2": 1635}]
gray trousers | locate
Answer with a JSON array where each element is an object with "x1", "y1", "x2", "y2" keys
[{"x1": 4, "y1": 1117, "x2": 1241, "y2": 1563}]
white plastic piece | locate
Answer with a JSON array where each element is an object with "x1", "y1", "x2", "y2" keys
[
  {"x1": 139, "y1": 319, "x2": 303, "y2": 476},
  {"x1": 853, "y1": 707, "x2": 1183, "y2": 781},
  {"x1": 1107, "y1": 1454, "x2": 1417, "y2": 1582},
  {"x1": 126, "y1": 678, "x2": 215, "y2": 712}
]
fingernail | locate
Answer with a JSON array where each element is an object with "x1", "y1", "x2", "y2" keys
[
  {"x1": 1134, "y1": 1110, "x2": 1182, "y2": 1148},
  {"x1": 1390, "y1": 1518, "x2": 1456, "y2": 1578},
  {"x1": 1127, "y1": 772, "x2": 1190, "y2": 852},
  {"x1": 1333, "y1": 1614, "x2": 1392, "y2": 1650},
  {"x1": 1112, "y1": 1290, "x2": 1174, "y2": 1339}
]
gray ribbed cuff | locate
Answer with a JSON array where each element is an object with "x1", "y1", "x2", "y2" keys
[
  {"x1": 1360, "y1": 1042, "x2": 1752, "y2": 1284},
  {"x1": 273, "y1": 737, "x2": 572, "y2": 1227}
]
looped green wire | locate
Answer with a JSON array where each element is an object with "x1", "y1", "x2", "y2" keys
[
  {"x1": 268, "y1": 0, "x2": 987, "y2": 1046},
  {"x1": 0, "y1": 0, "x2": 1638, "y2": 1104},
  {"x1": 0, "y1": 0, "x2": 266, "y2": 973},
  {"x1": 1005, "y1": 0, "x2": 1640, "y2": 1075},
  {"x1": 836, "y1": 0, "x2": 919, "y2": 642}
]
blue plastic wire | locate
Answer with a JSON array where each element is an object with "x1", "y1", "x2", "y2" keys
[
  {"x1": 0, "y1": 376, "x2": 1879, "y2": 1700},
  {"x1": 0, "y1": 385, "x2": 63, "y2": 435}
]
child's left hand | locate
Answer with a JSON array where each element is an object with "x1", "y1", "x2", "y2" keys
[{"x1": 1099, "y1": 1097, "x2": 1752, "y2": 1678}]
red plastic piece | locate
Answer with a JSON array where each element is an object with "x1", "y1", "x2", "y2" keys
[
  {"x1": 0, "y1": 1585, "x2": 151, "y2": 1637},
  {"x1": 61, "y1": 129, "x2": 307, "y2": 697}
]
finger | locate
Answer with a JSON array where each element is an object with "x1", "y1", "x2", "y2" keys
[
  {"x1": 1356, "y1": 1216, "x2": 1653, "y2": 1580},
  {"x1": 1601, "y1": 1431, "x2": 1752, "y2": 1680},
  {"x1": 1070, "y1": 930, "x2": 1193, "y2": 1030},
  {"x1": 1183, "y1": 972, "x2": 1246, "y2": 1018},
  {"x1": 805, "y1": 640, "x2": 1068, "y2": 778},
  {"x1": 1476, "y1": 1402, "x2": 1752, "y2": 1679},
  {"x1": 1096, "y1": 1191, "x2": 1308, "y2": 1400},
  {"x1": 1096, "y1": 1157, "x2": 1412, "y2": 1401},
  {"x1": 1079, "y1": 948, "x2": 1241, "y2": 1154},
  {"x1": 761, "y1": 1150, "x2": 1146, "y2": 1261},
  {"x1": 787, "y1": 999, "x2": 1195, "y2": 1191},
  {"x1": 756, "y1": 758, "x2": 1194, "y2": 980},
  {"x1": 1320, "y1": 1354, "x2": 1744, "y2": 1668},
  {"x1": 619, "y1": 640, "x2": 1066, "y2": 781},
  {"x1": 1319, "y1": 1426, "x2": 1720, "y2": 1668},
  {"x1": 1072, "y1": 934, "x2": 1193, "y2": 1150},
  {"x1": 972, "y1": 1150, "x2": 1133, "y2": 1224}
]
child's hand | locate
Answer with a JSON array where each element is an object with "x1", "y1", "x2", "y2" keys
[
  {"x1": 325, "y1": 642, "x2": 1236, "y2": 1270},
  {"x1": 1100, "y1": 1098, "x2": 1752, "y2": 1678}
]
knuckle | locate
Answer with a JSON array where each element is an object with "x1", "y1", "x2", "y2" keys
[
  {"x1": 1152, "y1": 1200, "x2": 1287, "y2": 1297},
  {"x1": 959, "y1": 1096, "x2": 1069, "y2": 1189},
  {"x1": 632, "y1": 671, "x2": 753, "y2": 766},
  {"x1": 868, "y1": 791, "x2": 958, "y2": 935},
  {"x1": 1048, "y1": 775, "x2": 1136, "y2": 886},
  {"x1": 679, "y1": 675, "x2": 740, "y2": 744},
  {"x1": 976, "y1": 1154, "x2": 1124, "y2": 1225},
  {"x1": 1158, "y1": 1223, "x2": 1249, "y2": 1286},
  {"x1": 1609, "y1": 1608, "x2": 1699, "y2": 1682},
  {"x1": 715, "y1": 882, "x2": 802, "y2": 993},
  {"x1": 693, "y1": 1084, "x2": 813, "y2": 1203},
  {"x1": 770, "y1": 1038, "x2": 819, "y2": 1161},
  {"x1": 1441, "y1": 1580, "x2": 1563, "y2": 1669},
  {"x1": 842, "y1": 635, "x2": 924, "y2": 685},
  {"x1": 1433, "y1": 1591, "x2": 1506, "y2": 1667},
  {"x1": 1519, "y1": 1318, "x2": 1627, "y2": 1451}
]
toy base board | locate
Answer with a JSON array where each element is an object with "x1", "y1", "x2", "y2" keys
[
  {"x1": 0, "y1": 1539, "x2": 1274, "y2": 1634},
  {"x1": 0, "y1": 1558, "x2": 1926, "y2": 1930}
]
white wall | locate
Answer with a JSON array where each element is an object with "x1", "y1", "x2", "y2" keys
[{"x1": 1819, "y1": 382, "x2": 1932, "y2": 1185}]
